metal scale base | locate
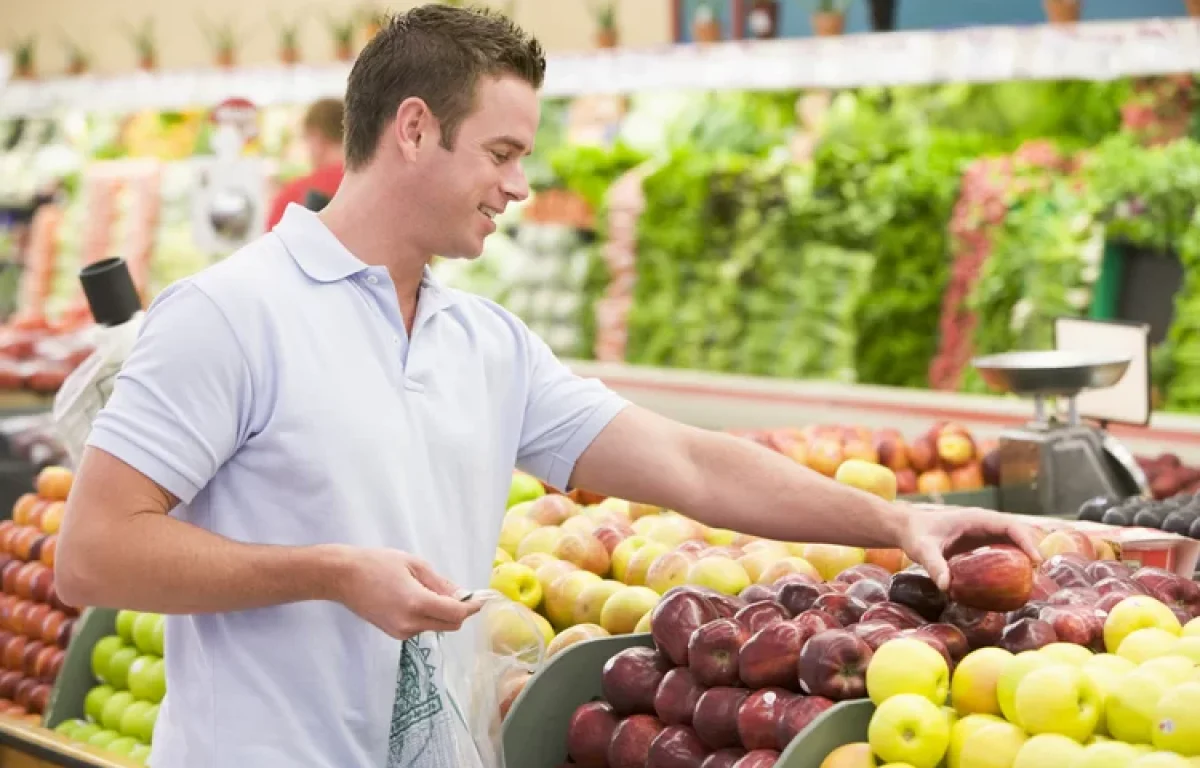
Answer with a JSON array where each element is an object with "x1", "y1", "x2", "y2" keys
[{"x1": 973, "y1": 350, "x2": 1147, "y2": 517}]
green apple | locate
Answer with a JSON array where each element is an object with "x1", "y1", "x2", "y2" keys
[
  {"x1": 957, "y1": 720, "x2": 1026, "y2": 768},
  {"x1": 150, "y1": 613, "x2": 165, "y2": 656},
  {"x1": 132, "y1": 613, "x2": 162, "y2": 656},
  {"x1": 951, "y1": 647, "x2": 1012, "y2": 717},
  {"x1": 101, "y1": 691, "x2": 135, "y2": 732},
  {"x1": 53, "y1": 718, "x2": 86, "y2": 738},
  {"x1": 867, "y1": 692, "x2": 951, "y2": 768},
  {"x1": 129, "y1": 743, "x2": 152, "y2": 764},
  {"x1": 1106, "y1": 668, "x2": 1170, "y2": 745},
  {"x1": 1012, "y1": 733, "x2": 1084, "y2": 768},
  {"x1": 868, "y1": 637, "x2": 951, "y2": 706},
  {"x1": 85, "y1": 684, "x2": 116, "y2": 724},
  {"x1": 1152, "y1": 680, "x2": 1200, "y2": 756},
  {"x1": 489, "y1": 563, "x2": 543, "y2": 610},
  {"x1": 1131, "y1": 753, "x2": 1192, "y2": 768},
  {"x1": 997, "y1": 651, "x2": 1053, "y2": 727},
  {"x1": 118, "y1": 700, "x2": 153, "y2": 740},
  {"x1": 508, "y1": 472, "x2": 545, "y2": 508},
  {"x1": 1139, "y1": 655, "x2": 1196, "y2": 682},
  {"x1": 1174, "y1": 637, "x2": 1200, "y2": 665},
  {"x1": 1119, "y1": 628, "x2": 1181, "y2": 665},
  {"x1": 1013, "y1": 663, "x2": 1102, "y2": 742},
  {"x1": 1081, "y1": 655, "x2": 1135, "y2": 736},
  {"x1": 108, "y1": 736, "x2": 141, "y2": 756},
  {"x1": 127, "y1": 655, "x2": 166, "y2": 704},
  {"x1": 1071, "y1": 740, "x2": 1145, "y2": 768},
  {"x1": 90, "y1": 636, "x2": 125, "y2": 684},
  {"x1": 72, "y1": 723, "x2": 101, "y2": 742},
  {"x1": 107, "y1": 646, "x2": 139, "y2": 690},
  {"x1": 115, "y1": 611, "x2": 139, "y2": 644},
  {"x1": 498, "y1": 513, "x2": 540, "y2": 559},
  {"x1": 1105, "y1": 596, "x2": 1182, "y2": 655},
  {"x1": 946, "y1": 714, "x2": 1004, "y2": 768},
  {"x1": 1084, "y1": 653, "x2": 1137, "y2": 677},
  {"x1": 88, "y1": 729, "x2": 122, "y2": 748},
  {"x1": 1040, "y1": 642, "x2": 1094, "y2": 666}
]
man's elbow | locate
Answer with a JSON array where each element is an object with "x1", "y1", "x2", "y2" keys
[{"x1": 52, "y1": 530, "x2": 106, "y2": 609}]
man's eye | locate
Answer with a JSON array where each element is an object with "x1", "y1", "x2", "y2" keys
[{"x1": 491, "y1": 151, "x2": 510, "y2": 164}]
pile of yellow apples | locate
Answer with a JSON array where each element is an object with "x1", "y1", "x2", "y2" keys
[{"x1": 828, "y1": 595, "x2": 1200, "y2": 768}]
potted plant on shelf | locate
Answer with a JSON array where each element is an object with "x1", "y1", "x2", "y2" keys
[
  {"x1": 124, "y1": 19, "x2": 157, "y2": 71},
  {"x1": 62, "y1": 37, "x2": 90, "y2": 75},
  {"x1": 328, "y1": 15, "x2": 356, "y2": 61},
  {"x1": 201, "y1": 17, "x2": 240, "y2": 69},
  {"x1": 276, "y1": 19, "x2": 301, "y2": 65},
  {"x1": 867, "y1": 0, "x2": 897, "y2": 31},
  {"x1": 747, "y1": 0, "x2": 780, "y2": 38},
  {"x1": 1043, "y1": 0, "x2": 1081, "y2": 23},
  {"x1": 810, "y1": 0, "x2": 850, "y2": 36},
  {"x1": 11, "y1": 37, "x2": 35, "y2": 80},
  {"x1": 588, "y1": 1, "x2": 619, "y2": 48},
  {"x1": 693, "y1": 0, "x2": 723, "y2": 43}
]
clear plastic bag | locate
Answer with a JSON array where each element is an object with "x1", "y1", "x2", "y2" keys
[{"x1": 430, "y1": 589, "x2": 548, "y2": 768}]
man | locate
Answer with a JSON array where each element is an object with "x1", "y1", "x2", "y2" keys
[
  {"x1": 55, "y1": 6, "x2": 1039, "y2": 767},
  {"x1": 264, "y1": 97, "x2": 346, "y2": 228}
]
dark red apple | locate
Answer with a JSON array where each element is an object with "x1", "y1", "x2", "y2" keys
[
  {"x1": 736, "y1": 688, "x2": 794, "y2": 751},
  {"x1": 1048, "y1": 587, "x2": 1101, "y2": 607},
  {"x1": 738, "y1": 622, "x2": 810, "y2": 691},
  {"x1": 999, "y1": 618, "x2": 1057, "y2": 653},
  {"x1": 1132, "y1": 567, "x2": 1200, "y2": 617},
  {"x1": 1093, "y1": 577, "x2": 1145, "y2": 597},
  {"x1": 705, "y1": 592, "x2": 747, "y2": 620},
  {"x1": 609, "y1": 714, "x2": 666, "y2": 768},
  {"x1": 887, "y1": 571, "x2": 948, "y2": 622},
  {"x1": 731, "y1": 748, "x2": 780, "y2": 767},
  {"x1": 775, "y1": 694, "x2": 834, "y2": 747},
  {"x1": 792, "y1": 609, "x2": 842, "y2": 636},
  {"x1": 1096, "y1": 591, "x2": 1130, "y2": 615},
  {"x1": 700, "y1": 749, "x2": 747, "y2": 768},
  {"x1": 825, "y1": 582, "x2": 851, "y2": 595},
  {"x1": 734, "y1": 602, "x2": 790, "y2": 634},
  {"x1": 567, "y1": 701, "x2": 621, "y2": 767},
  {"x1": 738, "y1": 584, "x2": 777, "y2": 605},
  {"x1": 861, "y1": 601, "x2": 926, "y2": 629},
  {"x1": 797, "y1": 629, "x2": 873, "y2": 701},
  {"x1": 1007, "y1": 601, "x2": 1048, "y2": 624},
  {"x1": 647, "y1": 725, "x2": 710, "y2": 768},
  {"x1": 1086, "y1": 560, "x2": 1132, "y2": 582},
  {"x1": 689, "y1": 619, "x2": 750, "y2": 688},
  {"x1": 1029, "y1": 572, "x2": 1059, "y2": 601},
  {"x1": 1039, "y1": 605, "x2": 1104, "y2": 650},
  {"x1": 940, "y1": 604, "x2": 1006, "y2": 649},
  {"x1": 834, "y1": 564, "x2": 891, "y2": 585},
  {"x1": 845, "y1": 578, "x2": 888, "y2": 606},
  {"x1": 656, "y1": 667, "x2": 708, "y2": 727},
  {"x1": 693, "y1": 687, "x2": 750, "y2": 751},
  {"x1": 602, "y1": 646, "x2": 673, "y2": 716},
  {"x1": 852, "y1": 621, "x2": 902, "y2": 650},
  {"x1": 948, "y1": 545, "x2": 1034, "y2": 613},
  {"x1": 810, "y1": 594, "x2": 867, "y2": 626},
  {"x1": 652, "y1": 590, "x2": 723, "y2": 666},
  {"x1": 773, "y1": 573, "x2": 819, "y2": 589},
  {"x1": 777, "y1": 582, "x2": 828, "y2": 617},
  {"x1": 1040, "y1": 554, "x2": 1090, "y2": 589},
  {"x1": 911, "y1": 623, "x2": 969, "y2": 662}
]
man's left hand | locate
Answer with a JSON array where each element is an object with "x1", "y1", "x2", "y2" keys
[{"x1": 900, "y1": 505, "x2": 1044, "y2": 591}]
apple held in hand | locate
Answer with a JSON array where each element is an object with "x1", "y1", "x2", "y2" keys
[
  {"x1": 947, "y1": 545, "x2": 1034, "y2": 613},
  {"x1": 798, "y1": 629, "x2": 874, "y2": 701},
  {"x1": 867, "y1": 692, "x2": 951, "y2": 768},
  {"x1": 866, "y1": 637, "x2": 950, "y2": 707}
]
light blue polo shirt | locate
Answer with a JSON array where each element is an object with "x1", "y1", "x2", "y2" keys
[{"x1": 86, "y1": 204, "x2": 628, "y2": 767}]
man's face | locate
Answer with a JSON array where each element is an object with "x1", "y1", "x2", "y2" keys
[{"x1": 416, "y1": 75, "x2": 538, "y2": 259}]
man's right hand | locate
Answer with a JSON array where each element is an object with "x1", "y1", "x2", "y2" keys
[{"x1": 334, "y1": 547, "x2": 483, "y2": 640}]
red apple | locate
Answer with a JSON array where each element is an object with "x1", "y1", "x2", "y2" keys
[
  {"x1": 1038, "y1": 605, "x2": 1104, "y2": 650},
  {"x1": 647, "y1": 725, "x2": 710, "y2": 768},
  {"x1": 939, "y1": 604, "x2": 1006, "y2": 649},
  {"x1": 1132, "y1": 567, "x2": 1200, "y2": 617},
  {"x1": 737, "y1": 622, "x2": 810, "y2": 691},
  {"x1": 734, "y1": 602, "x2": 790, "y2": 634},
  {"x1": 738, "y1": 585, "x2": 778, "y2": 606},
  {"x1": 947, "y1": 545, "x2": 1034, "y2": 612},
  {"x1": 732, "y1": 748, "x2": 780, "y2": 767},
  {"x1": 0, "y1": 669, "x2": 19, "y2": 699},
  {"x1": 1093, "y1": 577, "x2": 1145, "y2": 597},
  {"x1": 844, "y1": 579, "x2": 888, "y2": 606},
  {"x1": 656, "y1": 667, "x2": 708, "y2": 727},
  {"x1": 861, "y1": 601, "x2": 926, "y2": 629},
  {"x1": 1047, "y1": 587, "x2": 1101, "y2": 607},
  {"x1": 797, "y1": 629, "x2": 873, "y2": 701},
  {"x1": 1095, "y1": 591, "x2": 1130, "y2": 615},
  {"x1": 810, "y1": 594, "x2": 867, "y2": 626},
  {"x1": 1039, "y1": 554, "x2": 1091, "y2": 589},
  {"x1": 908, "y1": 435, "x2": 938, "y2": 473},
  {"x1": 875, "y1": 436, "x2": 911, "y2": 471},
  {"x1": 775, "y1": 694, "x2": 834, "y2": 747},
  {"x1": 1086, "y1": 560, "x2": 1132, "y2": 582},
  {"x1": 567, "y1": 701, "x2": 621, "y2": 767},
  {"x1": 999, "y1": 618, "x2": 1057, "y2": 653},
  {"x1": 777, "y1": 582, "x2": 829, "y2": 617},
  {"x1": 887, "y1": 571, "x2": 948, "y2": 622},
  {"x1": 898, "y1": 628, "x2": 954, "y2": 671},
  {"x1": 602, "y1": 646, "x2": 673, "y2": 716},
  {"x1": 689, "y1": 619, "x2": 750, "y2": 688},
  {"x1": 609, "y1": 714, "x2": 666, "y2": 768},
  {"x1": 736, "y1": 688, "x2": 794, "y2": 751},
  {"x1": 693, "y1": 687, "x2": 750, "y2": 751},
  {"x1": 700, "y1": 749, "x2": 747, "y2": 768},
  {"x1": 593, "y1": 524, "x2": 632, "y2": 555},
  {"x1": 792, "y1": 609, "x2": 842, "y2": 637},
  {"x1": 1029, "y1": 571, "x2": 1059, "y2": 601},
  {"x1": 834, "y1": 564, "x2": 891, "y2": 585},
  {"x1": 851, "y1": 621, "x2": 902, "y2": 650},
  {"x1": 894, "y1": 468, "x2": 918, "y2": 496},
  {"x1": 911, "y1": 623, "x2": 969, "y2": 662},
  {"x1": 652, "y1": 590, "x2": 723, "y2": 666},
  {"x1": 1007, "y1": 601, "x2": 1048, "y2": 624}
]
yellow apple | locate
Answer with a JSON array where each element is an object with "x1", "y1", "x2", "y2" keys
[
  {"x1": 1138, "y1": 655, "x2": 1195, "y2": 682},
  {"x1": 956, "y1": 719, "x2": 1026, "y2": 768},
  {"x1": 645, "y1": 515, "x2": 704, "y2": 548},
  {"x1": 1040, "y1": 642, "x2": 1094, "y2": 666},
  {"x1": 1151, "y1": 680, "x2": 1200, "y2": 756},
  {"x1": 593, "y1": 497, "x2": 632, "y2": 520},
  {"x1": 1081, "y1": 655, "x2": 1136, "y2": 735},
  {"x1": 687, "y1": 556, "x2": 751, "y2": 596},
  {"x1": 487, "y1": 604, "x2": 549, "y2": 660},
  {"x1": 628, "y1": 501, "x2": 661, "y2": 521},
  {"x1": 818, "y1": 742, "x2": 877, "y2": 768},
  {"x1": 623, "y1": 541, "x2": 671, "y2": 587},
  {"x1": 1013, "y1": 663, "x2": 1102, "y2": 742},
  {"x1": 545, "y1": 623, "x2": 609, "y2": 659},
  {"x1": 951, "y1": 647, "x2": 1012, "y2": 717},
  {"x1": 801, "y1": 543, "x2": 868, "y2": 581},
  {"x1": 516, "y1": 525, "x2": 564, "y2": 560},
  {"x1": 1183, "y1": 618, "x2": 1200, "y2": 639},
  {"x1": 836, "y1": 458, "x2": 899, "y2": 501},
  {"x1": 996, "y1": 651, "x2": 1053, "y2": 727},
  {"x1": 867, "y1": 693, "x2": 951, "y2": 768},
  {"x1": 544, "y1": 570, "x2": 602, "y2": 630},
  {"x1": 1070, "y1": 741, "x2": 1144, "y2": 768},
  {"x1": 552, "y1": 531, "x2": 611, "y2": 576},
  {"x1": 494, "y1": 548, "x2": 512, "y2": 567},
  {"x1": 756, "y1": 557, "x2": 822, "y2": 585},
  {"x1": 1104, "y1": 596, "x2": 1182, "y2": 654},
  {"x1": 1118, "y1": 628, "x2": 1181, "y2": 665},
  {"x1": 498, "y1": 514, "x2": 541, "y2": 557},
  {"x1": 518, "y1": 552, "x2": 557, "y2": 571},
  {"x1": 1175, "y1": 637, "x2": 1200, "y2": 665},
  {"x1": 534, "y1": 559, "x2": 577, "y2": 597},
  {"x1": 489, "y1": 563, "x2": 543, "y2": 610},
  {"x1": 704, "y1": 527, "x2": 739, "y2": 546},
  {"x1": 526, "y1": 494, "x2": 578, "y2": 526},
  {"x1": 743, "y1": 540, "x2": 791, "y2": 559},
  {"x1": 1106, "y1": 668, "x2": 1171, "y2": 745},
  {"x1": 600, "y1": 585, "x2": 661, "y2": 635},
  {"x1": 631, "y1": 515, "x2": 660, "y2": 535},
  {"x1": 1132, "y1": 753, "x2": 1192, "y2": 768},
  {"x1": 1013, "y1": 733, "x2": 1084, "y2": 768},
  {"x1": 645, "y1": 551, "x2": 696, "y2": 595},
  {"x1": 610, "y1": 535, "x2": 652, "y2": 584},
  {"x1": 946, "y1": 714, "x2": 1005, "y2": 768},
  {"x1": 737, "y1": 551, "x2": 777, "y2": 584},
  {"x1": 635, "y1": 611, "x2": 653, "y2": 634},
  {"x1": 572, "y1": 579, "x2": 624, "y2": 626},
  {"x1": 561, "y1": 515, "x2": 598, "y2": 537},
  {"x1": 868, "y1": 637, "x2": 951, "y2": 707}
]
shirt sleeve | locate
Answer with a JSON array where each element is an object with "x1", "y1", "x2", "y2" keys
[
  {"x1": 86, "y1": 280, "x2": 256, "y2": 505},
  {"x1": 515, "y1": 329, "x2": 629, "y2": 492}
]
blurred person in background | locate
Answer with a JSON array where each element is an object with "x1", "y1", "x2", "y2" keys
[{"x1": 265, "y1": 98, "x2": 345, "y2": 227}]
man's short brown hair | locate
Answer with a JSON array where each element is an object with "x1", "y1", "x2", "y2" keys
[
  {"x1": 303, "y1": 98, "x2": 345, "y2": 144},
  {"x1": 342, "y1": 4, "x2": 546, "y2": 170}
]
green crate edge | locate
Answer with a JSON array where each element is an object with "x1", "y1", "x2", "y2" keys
[
  {"x1": 501, "y1": 633, "x2": 875, "y2": 768},
  {"x1": 44, "y1": 607, "x2": 116, "y2": 729},
  {"x1": 899, "y1": 487, "x2": 999, "y2": 508}
]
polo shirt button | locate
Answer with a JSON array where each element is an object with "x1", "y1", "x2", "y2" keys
[{"x1": 367, "y1": 275, "x2": 379, "y2": 285}]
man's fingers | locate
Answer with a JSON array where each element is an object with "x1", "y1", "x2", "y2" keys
[
  {"x1": 921, "y1": 545, "x2": 952, "y2": 592},
  {"x1": 417, "y1": 590, "x2": 483, "y2": 626},
  {"x1": 1004, "y1": 519, "x2": 1045, "y2": 565},
  {"x1": 408, "y1": 558, "x2": 462, "y2": 598}
]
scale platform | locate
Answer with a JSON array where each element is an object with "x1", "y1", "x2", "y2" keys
[{"x1": 971, "y1": 343, "x2": 1150, "y2": 517}]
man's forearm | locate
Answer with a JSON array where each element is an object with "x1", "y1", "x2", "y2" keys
[
  {"x1": 681, "y1": 430, "x2": 910, "y2": 549},
  {"x1": 56, "y1": 508, "x2": 352, "y2": 615}
]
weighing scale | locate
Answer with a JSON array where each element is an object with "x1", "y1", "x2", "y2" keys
[{"x1": 971, "y1": 318, "x2": 1153, "y2": 517}]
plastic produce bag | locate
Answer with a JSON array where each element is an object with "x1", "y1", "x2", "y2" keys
[{"x1": 410, "y1": 589, "x2": 547, "y2": 768}]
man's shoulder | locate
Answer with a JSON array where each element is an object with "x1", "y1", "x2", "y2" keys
[
  {"x1": 181, "y1": 232, "x2": 302, "y2": 312},
  {"x1": 442, "y1": 287, "x2": 534, "y2": 348}
]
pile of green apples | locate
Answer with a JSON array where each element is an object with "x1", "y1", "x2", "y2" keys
[
  {"x1": 828, "y1": 595, "x2": 1200, "y2": 768},
  {"x1": 52, "y1": 610, "x2": 165, "y2": 766}
]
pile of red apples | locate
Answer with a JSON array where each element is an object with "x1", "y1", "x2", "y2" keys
[{"x1": 560, "y1": 527, "x2": 1200, "y2": 767}]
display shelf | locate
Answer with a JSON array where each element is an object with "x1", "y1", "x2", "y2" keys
[
  {"x1": 0, "y1": 719, "x2": 138, "y2": 767},
  {"x1": 777, "y1": 700, "x2": 874, "y2": 768},
  {"x1": 43, "y1": 608, "x2": 115, "y2": 730},
  {"x1": 2, "y1": 17, "x2": 1199, "y2": 117}
]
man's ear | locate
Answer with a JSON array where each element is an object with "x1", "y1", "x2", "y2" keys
[{"x1": 392, "y1": 97, "x2": 433, "y2": 161}]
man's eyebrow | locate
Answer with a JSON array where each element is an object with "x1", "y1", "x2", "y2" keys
[{"x1": 488, "y1": 136, "x2": 532, "y2": 155}]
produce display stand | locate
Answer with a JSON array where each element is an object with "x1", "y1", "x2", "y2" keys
[
  {"x1": 775, "y1": 700, "x2": 874, "y2": 768},
  {"x1": 0, "y1": 719, "x2": 138, "y2": 768},
  {"x1": 42, "y1": 608, "x2": 116, "y2": 730}
]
